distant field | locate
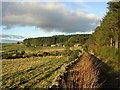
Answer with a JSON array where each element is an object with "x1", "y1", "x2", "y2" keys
[
  {"x1": 2, "y1": 44, "x2": 64, "y2": 53},
  {"x1": 2, "y1": 56, "x2": 69, "y2": 88},
  {"x1": 2, "y1": 43, "x2": 82, "y2": 53}
]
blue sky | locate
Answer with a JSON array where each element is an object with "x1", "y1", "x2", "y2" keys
[
  {"x1": 63, "y1": 2, "x2": 108, "y2": 17},
  {"x1": 2, "y1": 2, "x2": 109, "y2": 43}
]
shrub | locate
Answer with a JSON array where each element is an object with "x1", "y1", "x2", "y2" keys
[
  {"x1": 15, "y1": 53, "x2": 23, "y2": 58},
  {"x1": 12, "y1": 50, "x2": 24, "y2": 58},
  {"x1": 2, "y1": 53, "x2": 14, "y2": 59},
  {"x1": 32, "y1": 53, "x2": 38, "y2": 57},
  {"x1": 37, "y1": 54, "x2": 43, "y2": 57},
  {"x1": 43, "y1": 52, "x2": 50, "y2": 56},
  {"x1": 69, "y1": 50, "x2": 80, "y2": 61},
  {"x1": 51, "y1": 51, "x2": 62, "y2": 56},
  {"x1": 23, "y1": 54, "x2": 30, "y2": 58},
  {"x1": 21, "y1": 51, "x2": 25, "y2": 55}
]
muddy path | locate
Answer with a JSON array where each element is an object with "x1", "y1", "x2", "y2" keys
[{"x1": 58, "y1": 52, "x2": 120, "y2": 89}]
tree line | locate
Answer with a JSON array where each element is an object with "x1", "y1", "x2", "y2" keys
[{"x1": 23, "y1": 34, "x2": 91, "y2": 47}]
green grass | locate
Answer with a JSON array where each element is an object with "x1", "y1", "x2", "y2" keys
[
  {"x1": 96, "y1": 47, "x2": 120, "y2": 72},
  {"x1": 2, "y1": 56, "x2": 69, "y2": 88}
]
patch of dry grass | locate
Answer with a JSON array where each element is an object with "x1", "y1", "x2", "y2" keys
[{"x1": 59, "y1": 52, "x2": 107, "y2": 89}]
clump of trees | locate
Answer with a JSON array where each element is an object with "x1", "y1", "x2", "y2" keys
[{"x1": 87, "y1": 1, "x2": 120, "y2": 49}]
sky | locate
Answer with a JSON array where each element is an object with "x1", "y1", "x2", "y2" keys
[{"x1": 1, "y1": 0, "x2": 111, "y2": 43}]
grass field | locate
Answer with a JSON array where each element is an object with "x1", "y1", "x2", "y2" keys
[
  {"x1": 2, "y1": 56, "x2": 69, "y2": 88},
  {"x1": 2, "y1": 44, "x2": 64, "y2": 53}
]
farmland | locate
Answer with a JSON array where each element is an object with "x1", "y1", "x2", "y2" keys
[
  {"x1": 1, "y1": 43, "x2": 82, "y2": 89},
  {"x1": 2, "y1": 56, "x2": 69, "y2": 88}
]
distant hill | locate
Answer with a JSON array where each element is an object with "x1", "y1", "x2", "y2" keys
[{"x1": 1, "y1": 39, "x2": 22, "y2": 44}]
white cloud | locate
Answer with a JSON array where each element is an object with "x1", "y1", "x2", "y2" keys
[
  {"x1": 0, "y1": 34, "x2": 24, "y2": 39},
  {"x1": 2, "y1": 2, "x2": 101, "y2": 33},
  {"x1": 0, "y1": 34, "x2": 25, "y2": 43},
  {"x1": 0, "y1": 34, "x2": 25, "y2": 42}
]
